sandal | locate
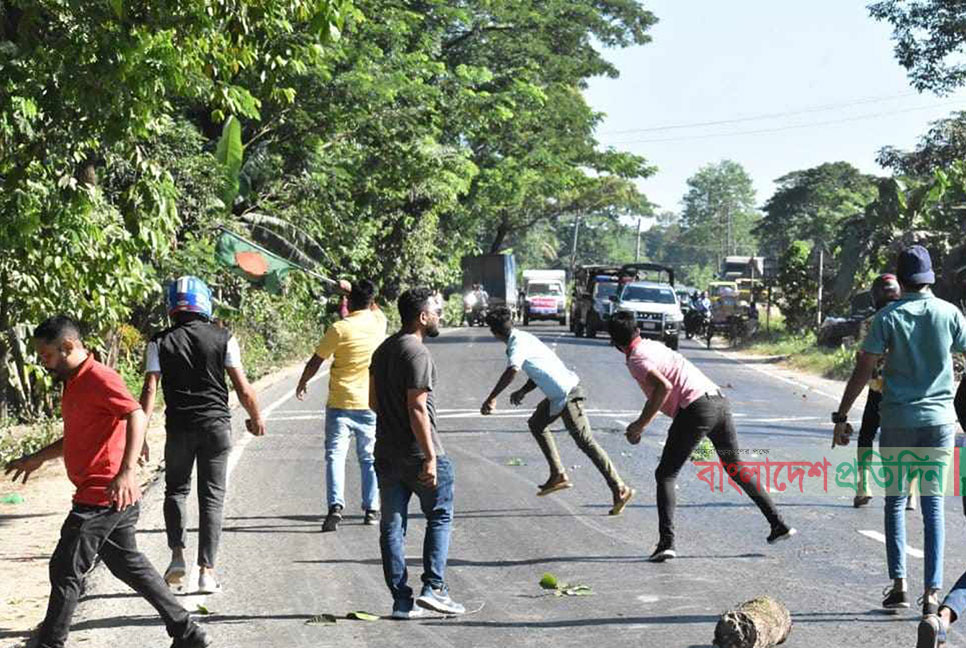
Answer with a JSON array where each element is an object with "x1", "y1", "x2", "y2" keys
[
  {"x1": 537, "y1": 475, "x2": 573, "y2": 496},
  {"x1": 609, "y1": 486, "x2": 635, "y2": 516}
]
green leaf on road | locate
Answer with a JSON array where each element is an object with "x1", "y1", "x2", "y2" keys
[
  {"x1": 506, "y1": 457, "x2": 527, "y2": 466},
  {"x1": 539, "y1": 573, "x2": 559, "y2": 590},
  {"x1": 305, "y1": 614, "x2": 338, "y2": 625},
  {"x1": 195, "y1": 604, "x2": 211, "y2": 615},
  {"x1": 562, "y1": 585, "x2": 594, "y2": 596},
  {"x1": 1, "y1": 493, "x2": 24, "y2": 504},
  {"x1": 347, "y1": 611, "x2": 380, "y2": 621}
]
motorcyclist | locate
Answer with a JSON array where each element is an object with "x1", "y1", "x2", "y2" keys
[
  {"x1": 463, "y1": 283, "x2": 489, "y2": 326},
  {"x1": 695, "y1": 291, "x2": 711, "y2": 314}
]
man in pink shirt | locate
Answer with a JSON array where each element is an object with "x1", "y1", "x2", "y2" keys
[{"x1": 608, "y1": 312, "x2": 796, "y2": 562}]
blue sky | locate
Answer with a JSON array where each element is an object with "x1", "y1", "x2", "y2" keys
[{"x1": 585, "y1": 1, "x2": 966, "y2": 219}]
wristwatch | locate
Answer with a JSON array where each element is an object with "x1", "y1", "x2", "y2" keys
[{"x1": 831, "y1": 411, "x2": 848, "y2": 424}]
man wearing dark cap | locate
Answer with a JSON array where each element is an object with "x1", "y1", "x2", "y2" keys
[{"x1": 833, "y1": 246, "x2": 966, "y2": 628}]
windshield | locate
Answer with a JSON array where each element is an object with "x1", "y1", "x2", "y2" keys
[
  {"x1": 594, "y1": 282, "x2": 618, "y2": 298},
  {"x1": 621, "y1": 286, "x2": 677, "y2": 304},
  {"x1": 528, "y1": 282, "x2": 562, "y2": 296}
]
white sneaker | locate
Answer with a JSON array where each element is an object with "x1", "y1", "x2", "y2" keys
[
  {"x1": 197, "y1": 570, "x2": 222, "y2": 595},
  {"x1": 390, "y1": 607, "x2": 425, "y2": 620},
  {"x1": 164, "y1": 555, "x2": 187, "y2": 589}
]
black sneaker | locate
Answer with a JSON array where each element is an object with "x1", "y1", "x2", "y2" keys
[
  {"x1": 766, "y1": 523, "x2": 797, "y2": 544},
  {"x1": 364, "y1": 509, "x2": 380, "y2": 526},
  {"x1": 919, "y1": 589, "x2": 941, "y2": 617},
  {"x1": 322, "y1": 505, "x2": 343, "y2": 533},
  {"x1": 171, "y1": 625, "x2": 211, "y2": 648},
  {"x1": 882, "y1": 585, "x2": 910, "y2": 611},
  {"x1": 647, "y1": 540, "x2": 676, "y2": 563}
]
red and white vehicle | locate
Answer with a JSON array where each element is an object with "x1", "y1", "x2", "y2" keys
[{"x1": 522, "y1": 269, "x2": 567, "y2": 326}]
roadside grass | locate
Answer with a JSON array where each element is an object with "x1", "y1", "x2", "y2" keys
[{"x1": 736, "y1": 314, "x2": 855, "y2": 382}]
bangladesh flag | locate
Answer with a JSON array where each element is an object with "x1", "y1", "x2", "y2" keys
[{"x1": 215, "y1": 229, "x2": 301, "y2": 294}]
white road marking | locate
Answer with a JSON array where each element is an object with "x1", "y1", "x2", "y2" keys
[
  {"x1": 858, "y1": 529, "x2": 925, "y2": 558},
  {"x1": 179, "y1": 370, "x2": 328, "y2": 611}
]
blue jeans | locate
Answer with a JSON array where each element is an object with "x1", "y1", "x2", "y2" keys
[
  {"x1": 376, "y1": 455, "x2": 454, "y2": 612},
  {"x1": 880, "y1": 424, "x2": 955, "y2": 589},
  {"x1": 324, "y1": 408, "x2": 378, "y2": 511}
]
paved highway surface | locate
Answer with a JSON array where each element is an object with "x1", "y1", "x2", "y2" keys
[{"x1": 39, "y1": 325, "x2": 966, "y2": 647}]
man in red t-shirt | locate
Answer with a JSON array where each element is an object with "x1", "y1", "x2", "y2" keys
[{"x1": 4, "y1": 316, "x2": 210, "y2": 648}]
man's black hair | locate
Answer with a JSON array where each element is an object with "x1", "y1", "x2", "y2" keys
[
  {"x1": 485, "y1": 306, "x2": 514, "y2": 337},
  {"x1": 398, "y1": 287, "x2": 435, "y2": 324},
  {"x1": 608, "y1": 311, "x2": 639, "y2": 348},
  {"x1": 349, "y1": 279, "x2": 377, "y2": 311},
  {"x1": 33, "y1": 315, "x2": 82, "y2": 344}
]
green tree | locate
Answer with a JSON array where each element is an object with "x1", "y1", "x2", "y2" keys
[
  {"x1": 776, "y1": 240, "x2": 817, "y2": 333},
  {"x1": 869, "y1": 0, "x2": 966, "y2": 94},
  {"x1": 678, "y1": 160, "x2": 760, "y2": 271}
]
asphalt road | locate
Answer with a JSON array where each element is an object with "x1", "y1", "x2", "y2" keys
[{"x1": 47, "y1": 325, "x2": 966, "y2": 647}]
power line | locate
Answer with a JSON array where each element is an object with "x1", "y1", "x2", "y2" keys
[
  {"x1": 605, "y1": 102, "x2": 962, "y2": 145},
  {"x1": 597, "y1": 92, "x2": 919, "y2": 136}
]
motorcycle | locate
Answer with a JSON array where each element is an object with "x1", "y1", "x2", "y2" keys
[
  {"x1": 462, "y1": 292, "x2": 488, "y2": 326},
  {"x1": 684, "y1": 309, "x2": 710, "y2": 340}
]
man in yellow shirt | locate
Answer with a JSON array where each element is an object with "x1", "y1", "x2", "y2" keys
[{"x1": 297, "y1": 280, "x2": 387, "y2": 532}]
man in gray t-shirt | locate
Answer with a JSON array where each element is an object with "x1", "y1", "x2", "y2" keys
[
  {"x1": 371, "y1": 333, "x2": 444, "y2": 461},
  {"x1": 369, "y1": 287, "x2": 464, "y2": 619}
]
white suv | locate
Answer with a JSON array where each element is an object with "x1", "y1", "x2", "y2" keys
[{"x1": 610, "y1": 281, "x2": 683, "y2": 350}]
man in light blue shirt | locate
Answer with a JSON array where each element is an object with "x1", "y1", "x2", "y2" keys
[
  {"x1": 480, "y1": 307, "x2": 634, "y2": 515},
  {"x1": 834, "y1": 245, "x2": 966, "y2": 631}
]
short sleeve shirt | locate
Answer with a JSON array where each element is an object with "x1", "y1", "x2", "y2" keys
[
  {"x1": 314, "y1": 308, "x2": 387, "y2": 410},
  {"x1": 506, "y1": 329, "x2": 579, "y2": 415},
  {"x1": 862, "y1": 291, "x2": 966, "y2": 428},
  {"x1": 625, "y1": 337, "x2": 718, "y2": 418},
  {"x1": 145, "y1": 336, "x2": 241, "y2": 372},
  {"x1": 62, "y1": 355, "x2": 141, "y2": 506},
  {"x1": 371, "y1": 332, "x2": 444, "y2": 460}
]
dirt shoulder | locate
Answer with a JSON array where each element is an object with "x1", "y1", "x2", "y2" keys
[{"x1": 0, "y1": 363, "x2": 304, "y2": 646}]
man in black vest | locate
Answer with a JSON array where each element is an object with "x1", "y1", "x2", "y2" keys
[{"x1": 140, "y1": 276, "x2": 265, "y2": 594}]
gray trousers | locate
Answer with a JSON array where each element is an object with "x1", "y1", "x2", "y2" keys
[{"x1": 164, "y1": 425, "x2": 231, "y2": 568}]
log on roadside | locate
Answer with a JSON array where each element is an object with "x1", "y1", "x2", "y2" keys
[{"x1": 713, "y1": 596, "x2": 792, "y2": 648}]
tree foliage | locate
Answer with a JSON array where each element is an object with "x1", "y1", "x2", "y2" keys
[{"x1": 869, "y1": 0, "x2": 966, "y2": 95}]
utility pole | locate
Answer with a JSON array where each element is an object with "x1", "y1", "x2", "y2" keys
[
  {"x1": 635, "y1": 216, "x2": 642, "y2": 262},
  {"x1": 570, "y1": 212, "x2": 581, "y2": 278},
  {"x1": 816, "y1": 243, "x2": 824, "y2": 328}
]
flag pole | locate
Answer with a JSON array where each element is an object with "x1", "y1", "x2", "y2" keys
[{"x1": 216, "y1": 226, "x2": 340, "y2": 290}]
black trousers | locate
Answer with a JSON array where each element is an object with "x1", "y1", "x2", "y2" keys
[
  {"x1": 36, "y1": 502, "x2": 200, "y2": 648},
  {"x1": 656, "y1": 394, "x2": 784, "y2": 544},
  {"x1": 164, "y1": 425, "x2": 232, "y2": 568},
  {"x1": 858, "y1": 389, "x2": 883, "y2": 449}
]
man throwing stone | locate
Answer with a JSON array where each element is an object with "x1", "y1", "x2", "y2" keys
[
  {"x1": 608, "y1": 311, "x2": 795, "y2": 562},
  {"x1": 481, "y1": 306, "x2": 634, "y2": 515},
  {"x1": 297, "y1": 279, "x2": 386, "y2": 532}
]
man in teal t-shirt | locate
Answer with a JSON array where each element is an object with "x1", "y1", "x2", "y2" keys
[{"x1": 834, "y1": 245, "x2": 966, "y2": 629}]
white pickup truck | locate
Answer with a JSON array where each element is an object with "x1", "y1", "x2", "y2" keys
[{"x1": 522, "y1": 269, "x2": 567, "y2": 326}]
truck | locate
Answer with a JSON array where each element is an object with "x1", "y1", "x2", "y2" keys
[
  {"x1": 522, "y1": 269, "x2": 567, "y2": 326},
  {"x1": 460, "y1": 253, "x2": 518, "y2": 319},
  {"x1": 570, "y1": 265, "x2": 622, "y2": 338}
]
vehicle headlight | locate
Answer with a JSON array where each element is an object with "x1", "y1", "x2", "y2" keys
[{"x1": 667, "y1": 312, "x2": 684, "y2": 323}]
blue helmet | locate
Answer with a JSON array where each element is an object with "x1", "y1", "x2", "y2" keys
[{"x1": 167, "y1": 276, "x2": 212, "y2": 319}]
